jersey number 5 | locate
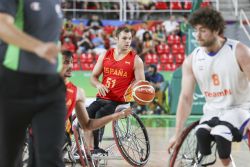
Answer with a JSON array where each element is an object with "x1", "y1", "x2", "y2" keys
[{"x1": 211, "y1": 74, "x2": 220, "y2": 86}]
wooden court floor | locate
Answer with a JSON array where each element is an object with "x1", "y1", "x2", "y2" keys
[{"x1": 98, "y1": 127, "x2": 250, "y2": 167}]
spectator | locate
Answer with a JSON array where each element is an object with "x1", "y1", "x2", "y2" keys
[
  {"x1": 77, "y1": 29, "x2": 95, "y2": 53},
  {"x1": 86, "y1": 14, "x2": 104, "y2": 35},
  {"x1": 140, "y1": 31, "x2": 156, "y2": 58},
  {"x1": 131, "y1": 29, "x2": 141, "y2": 53},
  {"x1": 83, "y1": 2, "x2": 101, "y2": 10},
  {"x1": 91, "y1": 31, "x2": 106, "y2": 55},
  {"x1": 64, "y1": 20, "x2": 74, "y2": 36},
  {"x1": 180, "y1": 15, "x2": 189, "y2": 37},
  {"x1": 135, "y1": 22, "x2": 148, "y2": 42},
  {"x1": 162, "y1": 15, "x2": 180, "y2": 35},
  {"x1": 62, "y1": 37, "x2": 76, "y2": 53},
  {"x1": 127, "y1": 0, "x2": 140, "y2": 20},
  {"x1": 73, "y1": 23, "x2": 85, "y2": 41},
  {"x1": 138, "y1": 0, "x2": 156, "y2": 20},
  {"x1": 109, "y1": 30, "x2": 117, "y2": 48},
  {"x1": 145, "y1": 64, "x2": 166, "y2": 113},
  {"x1": 153, "y1": 24, "x2": 167, "y2": 44}
]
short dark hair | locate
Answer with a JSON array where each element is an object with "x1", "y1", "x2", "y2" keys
[
  {"x1": 115, "y1": 26, "x2": 131, "y2": 37},
  {"x1": 149, "y1": 64, "x2": 157, "y2": 73},
  {"x1": 188, "y1": 7, "x2": 225, "y2": 35},
  {"x1": 62, "y1": 50, "x2": 73, "y2": 59}
]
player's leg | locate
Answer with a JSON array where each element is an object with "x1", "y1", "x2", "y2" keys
[
  {"x1": 214, "y1": 135, "x2": 232, "y2": 166},
  {"x1": 31, "y1": 75, "x2": 66, "y2": 167},
  {"x1": 215, "y1": 109, "x2": 250, "y2": 166},
  {"x1": 85, "y1": 99, "x2": 106, "y2": 150},
  {"x1": 31, "y1": 100, "x2": 66, "y2": 167},
  {"x1": 0, "y1": 99, "x2": 32, "y2": 167},
  {"x1": 195, "y1": 124, "x2": 213, "y2": 156},
  {"x1": 0, "y1": 67, "x2": 35, "y2": 167},
  {"x1": 92, "y1": 101, "x2": 120, "y2": 153}
]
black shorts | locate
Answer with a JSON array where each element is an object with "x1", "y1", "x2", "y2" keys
[{"x1": 87, "y1": 98, "x2": 127, "y2": 119}]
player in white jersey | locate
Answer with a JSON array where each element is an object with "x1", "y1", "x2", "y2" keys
[{"x1": 168, "y1": 7, "x2": 250, "y2": 167}]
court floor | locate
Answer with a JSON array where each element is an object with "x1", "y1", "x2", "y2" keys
[{"x1": 95, "y1": 127, "x2": 250, "y2": 167}]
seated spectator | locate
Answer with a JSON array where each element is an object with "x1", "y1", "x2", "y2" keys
[
  {"x1": 180, "y1": 15, "x2": 189, "y2": 37},
  {"x1": 153, "y1": 24, "x2": 166, "y2": 44},
  {"x1": 86, "y1": 14, "x2": 104, "y2": 35},
  {"x1": 135, "y1": 22, "x2": 148, "y2": 42},
  {"x1": 91, "y1": 31, "x2": 106, "y2": 55},
  {"x1": 62, "y1": 37, "x2": 76, "y2": 53},
  {"x1": 140, "y1": 31, "x2": 156, "y2": 58},
  {"x1": 162, "y1": 15, "x2": 180, "y2": 35},
  {"x1": 131, "y1": 29, "x2": 141, "y2": 53},
  {"x1": 138, "y1": 0, "x2": 156, "y2": 20},
  {"x1": 73, "y1": 23, "x2": 85, "y2": 41},
  {"x1": 77, "y1": 29, "x2": 95, "y2": 53},
  {"x1": 64, "y1": 20, "x2": 74, "y2": 37},
  {"x1": 109, "y1": 30, "x2": 117, "y2": 48},
  {"x1": 127, "y1": 1, "x2": 140, "y2": 20},
  {"x1": 83, "y1": 2, "x2": 101, "y2": 10},
  {"x1": 145, "y1": 64, "x2": 166, "y2": 113}
]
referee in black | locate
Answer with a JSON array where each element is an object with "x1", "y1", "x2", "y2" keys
[{"x1": 0, "y1": 0, "x2": 66, "y2": 166}]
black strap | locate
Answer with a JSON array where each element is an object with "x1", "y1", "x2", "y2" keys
[{"x1": 202, "y1": 117, "x2": 242, "y2": 142}]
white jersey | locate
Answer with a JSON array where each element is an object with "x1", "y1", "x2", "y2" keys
[{"x1": 192, "y1": 38, "x2": 250, "y2": 115}]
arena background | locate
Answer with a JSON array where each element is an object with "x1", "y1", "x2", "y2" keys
[{"x1": 58, "y1": 1, "x2": 250, "y2": 166}]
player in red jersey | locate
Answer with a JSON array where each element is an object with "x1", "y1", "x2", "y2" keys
[
  {"x1": 23, "y1": 50, "x2": 131, "y2": 166},
  {"x1": 62, "y1": 50, "x2": 132, "y2": 132},
  {"x1": 85, "y1": 26, "x2": 145, "y2": 154}
]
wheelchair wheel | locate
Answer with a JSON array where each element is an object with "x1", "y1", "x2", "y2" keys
[
  {"x1": 169, "y1": 121, "x2": 217, "y2": 167},
  {"x1": 112, "y1": 110, "x2": 150, "y2": 166},
  {"x1": 73, "y1": 125, "x2": 96, "y2": 167}
]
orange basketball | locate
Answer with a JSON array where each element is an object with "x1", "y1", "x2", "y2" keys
[{"x1": 132, "y1": 80, "x2": 155, "y2": 105}]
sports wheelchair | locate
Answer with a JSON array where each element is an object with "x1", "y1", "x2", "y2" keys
[{"x1": 168, "y1": 120, "x2": 250, "y2": 167}]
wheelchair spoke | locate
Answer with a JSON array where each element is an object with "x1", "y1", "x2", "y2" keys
[{"x1": 113, "y1": 111, "x2": 150, "y2": 166}]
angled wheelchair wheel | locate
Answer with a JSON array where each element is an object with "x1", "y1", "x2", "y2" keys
[
  {"x1": 112, "y1": 109, "x2": 150, "y2": 166},
  {"x1": 73, "y1": 124, "x2": 96, "y2": 167},
  {"x1": 169, "y1": 120, "x2": 217, "y2": 167}
]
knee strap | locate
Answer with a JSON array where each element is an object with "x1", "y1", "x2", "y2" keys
[{"x1": 202, "y1": 117, "x2": 242, "y2": 142}]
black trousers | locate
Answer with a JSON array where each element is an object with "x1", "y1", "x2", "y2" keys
[
  {"x1": 0, "y1": 66, "x2": 66, "y2": 167},
  {"x1": 87, "y1": 98, "x2": 125, "y2": 149}
]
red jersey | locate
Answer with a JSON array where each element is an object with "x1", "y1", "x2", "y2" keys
[
  {"x1": 65, "y1": 82, "x2": 77, "y2": 120},
  {"x1": 97, "y1": 48, "x2": 136, "y2": 102}
]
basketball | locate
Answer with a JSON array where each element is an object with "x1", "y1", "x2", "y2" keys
[{"x1": 132, "y1": 80, "x2": 155, "y2": 105}]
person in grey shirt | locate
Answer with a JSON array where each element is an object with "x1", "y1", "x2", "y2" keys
[{"x1": 0, "y1": 0, "x2": 66, "y2": 166}]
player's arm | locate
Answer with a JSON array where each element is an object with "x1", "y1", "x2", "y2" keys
[
  {"x1": 134, "y1": 55, "x2": 145, "y2": 82},
  {"x1": 0, "y1": 13, "x2": 58, "y2": 64},
  {"x1": 75, "y1": 88, "x2": 131, "y2": 130},
  {"x1": 168, "y1": 55, "x2": 196, "y2": 152},
  {"x1": 236, "y1": 43, "x2": 250, "y2": 135},
  {"x1": 236, "y1": 42, "x2": 250, "y2": 80},
  {"x1": 90, "y1": 52, "x2": 109, "y2": 96}
]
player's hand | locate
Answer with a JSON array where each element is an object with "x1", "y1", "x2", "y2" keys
[
  {"x1": 35, "y1": 42, "x2": 60, "y2": 64},
  {"x1": 96, "y1": 83, "x2": 109, "y2": 96},
  {"x1": 243, "y1": 120, "x2": 250, "y2": 136},
  {"x1": 121, "y1": 107, "x2": 132, "y2": 118},
  {"x1": 167, "y1": 134, "x2": 181, "y2": 154},
  {"x1": 115, "y1": 107, "x2": 132, "y2": 120}
]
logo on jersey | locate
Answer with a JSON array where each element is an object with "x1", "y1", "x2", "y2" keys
[
  {"x1": 204, "y1": 89, "x2": 232, "y2": 98},
  {"x1": 125, "y1": 61, "x2": 130, "y2": 65},
  {"x1": 66, "y1": 99, "x2": 72, "y2": 109},
  {"x1": 30, "y1": 2, "x2": 41, "y2": 11},
  {"x1": 104, "y1": 67, "x2": 128, "y2": 77},
  {"x1": 193, "y1": 93, "x2": 204, "y2": 100},
  {"x1": 55, "y1": 4, "x2": 63, "y2": 18}
]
